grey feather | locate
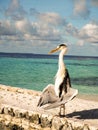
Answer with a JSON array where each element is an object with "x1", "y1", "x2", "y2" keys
[
  {"x1": 37, "y1": 84, "x2": 59, "y2": 107},
  {"x1": 43, "y1": 88, "x2": 78, "y2": 110}
]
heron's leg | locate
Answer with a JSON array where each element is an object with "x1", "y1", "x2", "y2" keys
[{"x1": 59, "y1": 104, "x2": 65, "y2": 116}]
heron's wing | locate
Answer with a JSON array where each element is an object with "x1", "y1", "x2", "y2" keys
[
  {"x1": 37, "y1": 84, "x2": 59, "y2": 107},
  {"x1": 44, "y1": 88, "x2": 78, "y2": 110}
]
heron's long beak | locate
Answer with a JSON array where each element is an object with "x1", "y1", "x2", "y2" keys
[{"x1": 48, "y1": 47, "x2": 60, "y2": 54}]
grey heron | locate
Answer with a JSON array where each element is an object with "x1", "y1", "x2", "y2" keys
[
  {"x1": 49, "y1": 44, "x2": 71, "y2": 98},
  {"x1": 37, "y1": 44, "x2": 77, "y2": 116}
]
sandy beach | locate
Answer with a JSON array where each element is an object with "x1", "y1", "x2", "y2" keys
[
  {"x1": 77, "y1": 94, "x2": 98, "y2": 102},
  {"x1": 0, "y1": 84, "x2": 98, "y2": 129}
]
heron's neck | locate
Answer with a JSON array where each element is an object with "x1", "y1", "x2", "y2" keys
[{"x1": 58, "y1": 51, "x2": 65, "y2": 70}]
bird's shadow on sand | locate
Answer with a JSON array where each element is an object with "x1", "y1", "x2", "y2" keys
[{"x1": 65, "y1": 109, "x2": 98, "y2": 119}]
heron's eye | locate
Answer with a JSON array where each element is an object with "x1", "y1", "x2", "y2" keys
[{"x1": 57, "y1": 46, "x2": 59, "y2": 48}]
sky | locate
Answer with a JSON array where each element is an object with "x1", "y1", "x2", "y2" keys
[{"x1": 0, "y1": 0, "x2": 98, "y2": 56}]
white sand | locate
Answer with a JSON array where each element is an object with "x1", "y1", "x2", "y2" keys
[{"x1": 0, "y1": 84, "x2": 98, "y2": 129}]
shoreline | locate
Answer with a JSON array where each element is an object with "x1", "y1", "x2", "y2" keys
[
  {"x1": 1, "y1": 84, "x2": 98, "y2": 102},
  {"x1": 0, "y1": 84, "x2": 98, "y2": 130}
]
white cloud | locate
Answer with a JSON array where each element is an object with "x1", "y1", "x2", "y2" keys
[
  {"x1": 30, "y1": 8, "x2": 66, "y2": 26},
  {"x1": 91, "y1": 0, "x2": 98, "y2": 7},
  {"x1": 0, "y1": 20, "x2": 16, "y2": 36},
  {"x1": 2, "y1": 3, "x2": 66, "y2": 45},
  {"x1": 77, "y1": 40, "x2": 85, "y2": 46},
  {"x1": 78, "y1": 23, "x2": 98, "y2": 43},
  {"x1": 73, "y1": 0, "x2": 90, "y2": 18},
  {"x1": 65, "y1": 23, "x2": 78, "y2": 36},
  {"x1": 5, "y1": 0, "x2": 27, "y2": 20},
  {"x1": 0, "y1": 16, "x2": 62, "y2": 46},
  {"x1": 38, "y1": 12, "x2": 65, "y2": 26},
  {"x1": 15, "y1": 19, "x2": 36, "y2": 34},
  {"x1": 15, "y1": 19, "x2": 61, "y2": 42},
  {"x1": 65, "y1": 22, "x2": 98, "y2": 45}
]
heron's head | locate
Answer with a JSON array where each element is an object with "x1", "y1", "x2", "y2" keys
[{"x1": 49, "y1": 44, "x2": 67, "y2": 54}]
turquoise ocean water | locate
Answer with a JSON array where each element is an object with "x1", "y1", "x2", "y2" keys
[{"x1": 0, "y1": 53, "x2": 98, "y2": 95}]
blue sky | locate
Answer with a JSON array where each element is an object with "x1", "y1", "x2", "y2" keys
[{"x1": 0, "y1": 0, "x2": 98, "y2": 56}]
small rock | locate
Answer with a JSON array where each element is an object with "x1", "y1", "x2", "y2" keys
[
  {"x1": 40, "y1": 114, "x2": 52, "y2": 128},
  {"x1": 52, "y1": 116, "x2": 64, "y2": 130},
  {"x1": 21, "y1": 118, "x2": 30, "y2": 129},
  {"x1": 4, "y1": 107, "x2": 9, "y2": 114},
  {"x1": 83, "y1": 124, "x2": 90, "y2": 130},
  {"x1": 8, "y1": 107, "x2": 15, "y2": 116},
  {"x1": 29, "y1": 112, "x2": 39, "y2": 124},
  {"x1": 0, "y1": 106, "x2": 4, "y2": 114}
]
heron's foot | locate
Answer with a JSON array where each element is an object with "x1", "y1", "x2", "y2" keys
[{"x1": 59, "y1": 104, "x2": 66, "y2": 117}]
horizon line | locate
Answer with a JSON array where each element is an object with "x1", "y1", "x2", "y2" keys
[{"x1": 0, "y1": 52, "x2": 98, "y2": 58}]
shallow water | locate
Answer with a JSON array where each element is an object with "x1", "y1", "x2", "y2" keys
[{"x1": 0, "y1": 54, "x2": 98, "y2": 95}]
